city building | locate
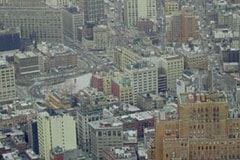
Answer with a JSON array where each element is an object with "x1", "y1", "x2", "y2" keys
[
  {"x1": 114, "y1": 47, "x2": 142, "y2": 71},
  {"x1": 159, "y1": 55, "x2": 184, "y2": 91},
  {"x1": 137, "y1": 93, "x2": 165, "y2": 110},
  {"x1": 90, "y1": 71, "x2": 115, "y2": 95},
  {"x1": 76, "y1": 104, "x2": 103, "y2": 153},
  {"x1": 124, "y1": 0, "x2": 157, "y2": 27},
  {"x1": 120, "y1": 111, "x2": 155, "y2": 138},
  {"x1": 89, "y1": 118, "x2": 123, "y2": 160},
  {"x1": 153, "y1": 91, "x2": 240, "y2": 160},
  {"x1": 124, "y1": 60, "x2": 158, "y2": 105},
  {"x1": 0, "y1": 27, "x2": 20, "y2": 52},
  {"x1": 37, "y1": 42, "x2": 77, "y2": 71},
  {"x1": 63, "y1": 6, "x2": 84, "y2": 42},
  {"x1": 165, "y1": 1, "x2": 179, "y2": 15},
  {"x1": 45, "y1": 0, "x2": 70, "y2": 8},
  {"x1": 93, "y1": 25, "x2": 110, "y2": 50},
  {"x1": 221, "y1": 49, "x2": 240, "y2": 73},
  {"x1": 0, "y1": 4, "x2": 64, "y2": 43},
  {"x1": 166, "y1": 7, "x2": 198, "y2": 43},
  {"x1": 80, "y1": 0, "x2": 105, "y2": 24},
  {"x1": 183, "y1": 53, "x2": 208, "y2": 70},
  {"x1": 27, "y1": 119, "x2": 39, "y2": 155},
  {"x1": 0, "y1": 59, "x2": 16, "y2": 103},
  {"x1": 14, "y1": 51, "x2": 41, "y2": 75},
  {"x1": 37, "y1": 112, "x2": 77, "y2": 160},
  {"x1": 112, "y1": 76, "x2": 133, "y2": 104},
  {"x1": 46, "y1": 90, "x2": 72, "y2": 110},
  {"x1": 102, "y1": 146, "x2": 137, "y2": 160}
]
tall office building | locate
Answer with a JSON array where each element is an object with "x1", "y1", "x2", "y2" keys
[
  {"x1": 80, "y1": 0, "x2": 105, "y2": 24},
  {"x1": 37, "y1": 112, "x2": 77, "y2": 160},
  {"x1": 0, "y1": 59, "x2": 16, "y2": 103},
  {"x1": 153, "y1": 91, "x2": 240, "y2": 160},
  {"x1": 124, "y1": 0, "x2": 157, "y2": 27},
  {"x1": 124, "y1": 60, "x2": 158, "y2": 105},
  {"x1": 0, "y1": 4, "x2": 64, "y2": 43},
  {"x1": 159, "y1": 55, "x2": 184, "y2": 91}
]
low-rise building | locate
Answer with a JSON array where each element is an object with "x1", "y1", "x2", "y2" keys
[
  {"x1": 103, "y1": 146, "x2": 137, "y2": 160},
  {"x1": 14, "y1": 51, "x2": 41, "y2": 75}
]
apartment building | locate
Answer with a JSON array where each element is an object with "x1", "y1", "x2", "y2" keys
[
  {"x1": 37, "y1": 112, "x2": 77, "y2": 160},
  {"x1": 166, "y1": 7, "x2": 198, "y2": 43}
]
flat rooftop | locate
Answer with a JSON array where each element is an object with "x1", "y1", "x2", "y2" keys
[{"x1": 179, "y1": 92, "x2": 227, "y2": 104}]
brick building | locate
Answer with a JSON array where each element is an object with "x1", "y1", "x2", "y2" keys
[{"x1": 153, "y1": 91, "x2": 240, "y2": 160}]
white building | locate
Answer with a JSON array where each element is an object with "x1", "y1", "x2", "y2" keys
[
  {"x1": 37, "y1": 112, "x2": 77, "y2": 160},
  {"x1": 124, "y1": 0, "x2": 157, "y2": 27},
  {"x1": 124, "y1": 60, "x2": 158, "y2": 105}
]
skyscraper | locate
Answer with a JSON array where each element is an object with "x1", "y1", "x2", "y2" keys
[{"x1": 37, "y1": 112, "x2": 77, "y2": 160}]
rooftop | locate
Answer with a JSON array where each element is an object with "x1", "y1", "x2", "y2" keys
[
  {"x1": 126, "y1": 60, "x2": 156, "y2": 70},
  {"x1": 179, "y1": 92, "x2": 227, "y2": 104},
  {"x1": 89, "y1": 117, "x2": 123, "y2": 130},
  {"x1": 105, "y1": 147, "x2": 137, "y2": 159}
]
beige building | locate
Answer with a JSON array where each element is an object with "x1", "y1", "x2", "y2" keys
[
  {"x1": 153, "y1": 91, "x2": 240, "y2": 160},
  {"x1": 63, "y1": 7, "x2": 84, "y2": 42},
  {"x1": 76, "y1": 104, "x2": 103, "y2": 153},
  {"x1": 14, "y1": 52, "x2": 40, "y2": 75},
  {"x1": 90, "y1": 71, "x2": 115, "y2": 95},
  {"x1": 160, "y1": 55, "x2": 184, "y2": 91},
  {"x1": 37, "y1": 112, "x2": 77, "y2": 160},
  {"x1": 183, "y1": 53, "x2": 208, "y2": 70},
  {"x1": 124, "y1": 60, "x2": 158, "y2": 105},
  {"x1": 0, "y1": 4, "x2": 64, "y2": 43},
  {"x1": 114, "y1": 47, "x2": 142, "y2": 71},
  {"x1": 112, "y1": 76, "x2": 134, "y2": 104},
  {"x1": 124, "y1": 0, "x2": 157, "y2": 27},
  {"x1": 165, "y1": 1, "x2": 179, "y2": 15},
  {"x1": 93, "y1": 25, "x2": 110, "y2": 50},
  {"x1": 0, "y1": 59, "x2": 16, "y2": 103},
  {"x1": 89, "y1": 118, "x2": 123, "y2": 160}
]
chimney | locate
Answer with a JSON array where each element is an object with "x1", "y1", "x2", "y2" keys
[
  {"x1": 196, "y1": 93, "x2": 201, "y2": 102},
  {"x1": 200, "y1": 93, "x2": 206, "y2": 102},
  {"x1": 188, "y1": 93, "x2": 195, "y2": 103}
]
